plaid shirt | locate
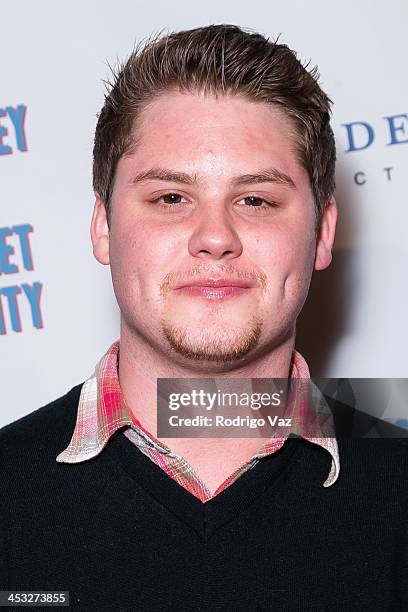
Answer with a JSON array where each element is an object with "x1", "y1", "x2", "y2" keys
[{"x1": 56, "y1": 341, "x2": 340, "y2": 502}]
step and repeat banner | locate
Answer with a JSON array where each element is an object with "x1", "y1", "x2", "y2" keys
[{"x1": 1, "y1": 0, "x2": 407, "y2": 427}]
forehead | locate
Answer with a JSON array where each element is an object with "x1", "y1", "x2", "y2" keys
[{"x1": 121, "y1": 90, "x2": 308, "y2": 187}]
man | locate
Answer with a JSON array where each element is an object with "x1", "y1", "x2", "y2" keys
[{"x1": 0, "y1": 24, "x2": 406, "y2": 611}]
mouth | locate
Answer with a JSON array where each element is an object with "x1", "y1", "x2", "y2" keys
[{"x1": 172, "y1": 278, "x2": 256, "y2": 301}]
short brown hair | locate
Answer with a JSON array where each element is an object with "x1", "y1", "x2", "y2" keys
[{"x1": 93, "y1": 24, "x2": 336, "y2": 229}]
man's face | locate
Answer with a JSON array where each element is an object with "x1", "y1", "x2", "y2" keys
[{"x1": 92, "y1": 90, "x2": 336, "y2": 369}]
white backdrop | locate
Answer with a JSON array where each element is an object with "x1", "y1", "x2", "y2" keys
[{"x1": 1, "y1": 0, "x2": 407, "y2": 427}]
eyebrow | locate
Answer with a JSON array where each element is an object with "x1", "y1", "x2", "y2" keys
[{"x1": 129, "y1": 167, "x2": 296, "y2": 189}]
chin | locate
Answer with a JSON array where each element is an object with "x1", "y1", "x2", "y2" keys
[{"x1": 160, "y1": 315, "x2": 263, "y2": 363}]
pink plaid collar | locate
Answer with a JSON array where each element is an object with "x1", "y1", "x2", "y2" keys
[{"x1": 56, "y1": 341, "x2": 340, "y2": 494}]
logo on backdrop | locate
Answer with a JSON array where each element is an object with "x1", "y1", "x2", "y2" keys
[
  {"x1": 0, "y1": 104, "x2": 28, "y2": 155},
  {"x1": 341, "y1": 113, "x2": 407, "y2": 185},
  {"x1": 0, "y1": 224, "x2": 43, "y2": 334},
  {"x1": 0, "y1": 103, "x2": 39, "y2": 334}
]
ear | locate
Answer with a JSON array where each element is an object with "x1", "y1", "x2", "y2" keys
[
  {"x1": 90, "y1": 193, "x2": 110, "y2": 265},
  {"x1": 314, "y1": 197, "x2": 338, "y2": 271}
]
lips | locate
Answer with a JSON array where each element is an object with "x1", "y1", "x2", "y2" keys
[
  {"x1": 174, "y1": 278, "x2": 255, "y2": 290},
  {"x1": 173, "y1": 278, "x2": 255, "y2": 300}
]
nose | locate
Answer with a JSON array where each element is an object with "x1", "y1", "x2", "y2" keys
[{"x1": 188, "y1": 202, "x2": 243, "y2": 261}]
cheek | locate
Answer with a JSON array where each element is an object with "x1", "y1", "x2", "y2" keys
[
  {"x1": 109, "y1": 222, "x2": 181, "y2": 298},
  {"x1": 252, "y1": 225, "x2": 315, "y2": 304},
  {"x1": 255, "y1": 224, "x2": 314, "y2": 273},
  {"x1": 279, "y1": 234, "x2": 316, "y2": 306}
]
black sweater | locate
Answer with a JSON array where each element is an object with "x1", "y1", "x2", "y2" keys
[{"x1": 0, "y1": 383, "x2": 407, "y2": 611}]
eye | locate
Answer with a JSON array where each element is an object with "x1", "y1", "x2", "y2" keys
[
  {"x1": 237, "y1": 196, "x2": 278, "y2": 211},
  {"x1": 149, "y1": 192, "x2": 187, "y2": 207},
  {"x1": 244, "y1": 196, "x2": 269, "y2": 207}
]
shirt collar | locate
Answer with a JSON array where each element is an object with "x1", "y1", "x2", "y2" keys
[
  {"x1": 56, "y1": 341, "x2": 340, "y2": 487},
  {"x1": 56, "y1": 341, "x2": 130, "y2": 463},
  {"x1": 287, "y1": 349, "x2": 340, "y2": 487}
]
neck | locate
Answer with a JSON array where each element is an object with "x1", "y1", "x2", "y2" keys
[
  {"x1": 118, "y1": 321, "x2": 295, "y2": 433},
  {"x1": 118, "y1": 323, "x2": 296, "y2": 494}
]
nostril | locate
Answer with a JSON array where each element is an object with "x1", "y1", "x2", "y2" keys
[{"x1": 188, "y1": 223, "x2": 243, "y2": 260}]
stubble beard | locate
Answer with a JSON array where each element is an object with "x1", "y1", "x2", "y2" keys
[{"x1": 160, "y1": 315, "x2": 263, "y2": 363}]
